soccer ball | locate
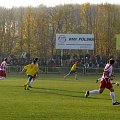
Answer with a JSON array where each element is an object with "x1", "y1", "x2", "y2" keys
[{"x1": 116, "y1": 82, "x2": 120, "y2": 86}]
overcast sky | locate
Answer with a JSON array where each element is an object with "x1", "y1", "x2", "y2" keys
[{"x1": 0, "y1": 0, "x2": 120, "y2": 8}]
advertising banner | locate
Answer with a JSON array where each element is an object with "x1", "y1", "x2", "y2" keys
[{"x1": 56, "y1": 34, "x2": 94, "y2": 50}]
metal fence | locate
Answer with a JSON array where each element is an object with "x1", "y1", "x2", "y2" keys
[{"x1": 6, "y1": 66, "x2": 120, "y2": 75}]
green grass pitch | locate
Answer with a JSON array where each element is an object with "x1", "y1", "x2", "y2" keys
[{"x1": 0, "y1": 73, "x2": 120, "y2": 120}]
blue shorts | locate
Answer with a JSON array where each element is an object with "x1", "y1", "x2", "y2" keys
[
  {"x1": 69, "y1": 70, "x2": 76, "y2": 74},
  {"x1": 27, "y1": 75, "x2": 33, "y2": 82}
]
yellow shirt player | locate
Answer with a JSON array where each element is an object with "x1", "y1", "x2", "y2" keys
[
  {"x1": 71, "y1": 63, "x2": 77, "y2": 71},
  {"x1": 29, "y1": 57, "x2": 39, "y2": 88},
  {"x1": 64, "y1": 61, "x2": 78, "y2": 80},
  {"x1": 22, "y1": 60, "x2": 39, "y2": 90}
]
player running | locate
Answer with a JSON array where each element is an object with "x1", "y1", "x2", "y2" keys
[
  {"x1": 0, "y1": 58, "x2": 9, "y2": 80},
  {"x1": 85, "y1": 59, "x2": 119, "y2": 105},
  {"x1": 29, "y1": 58, "x2": 39, "y2": 88},
  {"x1": 64, "y1": 61, "x2": 78, "y2": 80},
  {"x1": 22, "y1": 59, "x2": 39, "y2": 90}
]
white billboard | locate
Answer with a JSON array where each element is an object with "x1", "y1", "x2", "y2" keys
[{"x1": 56, "y1": 34, "x2": 94, "y2": 50}]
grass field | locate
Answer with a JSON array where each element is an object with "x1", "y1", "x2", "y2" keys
[{"x1": 0, "y1": 73, "x2": 120, "y2": 120}]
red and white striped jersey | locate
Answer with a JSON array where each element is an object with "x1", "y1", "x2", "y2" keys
[
  {"x1": 102, "y1": 63, "x2": 113, "y2": 78},
  {"x1": 0, "y1": 61, "x2": 7, "y2": 71}
]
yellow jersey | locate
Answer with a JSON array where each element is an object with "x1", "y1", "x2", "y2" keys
[
  {"x1": 71, "y1": 63, "x2": 77, "y2": 71},
  {"x1": 23, "y1": 64, "x2": 39, "y2": 77}
]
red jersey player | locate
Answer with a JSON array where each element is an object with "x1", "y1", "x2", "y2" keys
[
  {"x1": 0, "y1": 58, "x2": 8, "y2": 80},
  {"x1": 85, "y1": 59, "x2": 119, "y2": 105}
]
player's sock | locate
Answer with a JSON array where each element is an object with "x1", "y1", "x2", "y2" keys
[
  {"x1": 64, "y1": 74, "x2": 69, "y2": 79},
  {"x1": 24, "y1": 80, "x2": 29, "y2": 90},
  {"x1": 89, "y1": 90, "x2": 100, "y2": 94},
  {"x1": 110, "y1": 92, "x2": 116, "y2": 104},
  {"x1": 27, "y1": 81, "x2": 30, "y2": 90},
  {"x1": 29, "y1": 79, "x2": 33, "y2": 86},
  {"x1": 25, "y1": 80, "x2": 29, "y2": 85}
]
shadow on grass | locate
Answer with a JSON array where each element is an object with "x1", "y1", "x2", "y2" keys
[
  {"x1": 15, "y1": 86, "x2": 112, "y2": 100},
  {"x1": 34, "y1": 87, "x2": 83, "y2": 93},
  {"x1": 33, "y1": 87, "x2": 112, "y2": 100},
  {"x1": 31, "y1": 87, "x2": 85, "y2": 98}
]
